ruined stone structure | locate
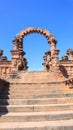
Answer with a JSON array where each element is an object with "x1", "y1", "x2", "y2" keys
[
  {"x1": 0, "y1": 27, "x2": 73, "y2": 78},
  {"x1": 0, "y1": 27, "x2": 73, "y2": 129}
]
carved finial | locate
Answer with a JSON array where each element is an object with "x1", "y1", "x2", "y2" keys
[
  {"x1": 66, "y1": 49, "x2": 73, "y2": 60},
  {"x1": 62, "y1": 55, "x2": 68, "y2": 61},
  {"x1": 67, "y1": 49, "x2": 73, "y2": 55}
]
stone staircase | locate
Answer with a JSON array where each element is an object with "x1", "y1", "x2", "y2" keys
[{"x1": 0, "y1": 71, "x2": 73, "y2": 130}]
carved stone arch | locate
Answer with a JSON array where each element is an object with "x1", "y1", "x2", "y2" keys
[
  {"x1": 17, "y1": 27, "x2": 57, "y2": 44},
  {"x1": 11, "y1": 27, "x2": 59, "y2": 71},
  {"x1": 13, "y1": 27, "x2": 57, "y2": 55}
]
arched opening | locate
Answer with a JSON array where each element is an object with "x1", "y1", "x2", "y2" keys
[
  {"x1": 23, "y1": 33, "x2": 49, "y2": 71},
  {"x1": 12, "y1": 27, "x2": 57, "y2": 72}
]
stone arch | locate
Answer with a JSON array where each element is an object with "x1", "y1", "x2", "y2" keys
[
  {"x1": 15, "y1": 27, "x2": 57, "y2": 44},
  {"x1": 11, "y1": 27, "x2": 59, "y2": 71}
]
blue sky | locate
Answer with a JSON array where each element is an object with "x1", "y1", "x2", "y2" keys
[{"x1": 0, "y1": 0, "x2": 73, "y2": 70}]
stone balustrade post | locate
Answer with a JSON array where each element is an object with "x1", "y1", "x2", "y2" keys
[{"x1": 67, "y1": 49, "x2": 73, "y2": 60}]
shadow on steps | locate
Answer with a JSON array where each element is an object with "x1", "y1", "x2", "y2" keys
[{"x1": 0, "y1": 79, "x2": 10, "y2": 116}]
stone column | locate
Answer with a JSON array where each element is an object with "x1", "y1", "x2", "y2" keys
[
  {"x1": 48, "y1": 35, "x2": 61, "y2": 72},
  {"x1": 48, "y1": 35, "x2": 57, "y2": 57},
  {"x1": 13, "y1": 39, "x2": 18, "y2": 50},
  {"x1": 10, "y1": 37, "x2": 22, "y2": 72},
  {"x1": 43, "y1": 51, "x2": 51, "y2": 71},
  {"x1": 51, "y1": 49, "x2": 60, "y2": 72},
  {"x1": 11, "y1": 35, "x2": 24, "y2": 60},
  {"x1": 18, "y1": 39, "x2": 25, "y2": 60},
  {"x1": 13, "y1": 34, "x2": 23, "y2": 51},
  {"x1": 11, "y1": 35, "x2": 28, "y2": 72}
]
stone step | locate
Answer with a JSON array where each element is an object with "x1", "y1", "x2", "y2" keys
[
  {"x1": 2, "y1": 82, "x2": 70, "y2": 90},
  {"x1": 0, "y1": 119, "x2": 73, "y2": 130},
  {"x1": 0, "y1": 89, "x2": 63, "y2": 95},
  {"x1": 0, "y1": 87, "x2": 72, "y2": 93},
  {"x1": 8, "y1": 71, "x2": 66, "y2": 83},
  {"x1": 7, "y1": 85, "x2": 70, "y2": 90},
  {"x1": 0, "y1": 97, "x2": 73, "y2": 105},
  {"x1": 1, "y1": 87, "x2": 70, "y2": 93},
  {"x1": 0, "y1": 111, "x2": 73, "y2": 122},
  {"x1": 1, "y1": 86, "x2": 70, "y2": 94},
  {"x1": 0, "y1": 87, "x2": 65, "y2": 92},
  {"x1": 0, "y1": 103, "x2": 73, "y2": 112},
  {"x1": 0, "y1": 93, "x2": 73, "y2": 99},
  {"x1": 0, "y1": 84, "x2": 72, "y2": 94}
]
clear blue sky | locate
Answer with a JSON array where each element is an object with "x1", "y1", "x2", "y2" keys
[{"x1": 0, "y1": 0, "x2": 73, "y2": 70}]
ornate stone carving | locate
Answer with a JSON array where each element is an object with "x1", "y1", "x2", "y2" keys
[{"x1": 17, "y1": 58, "x2": 28, "y2": 71}]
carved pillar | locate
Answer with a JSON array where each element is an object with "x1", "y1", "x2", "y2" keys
[
  {"x1": 67, "y1": 49, "x2": 73, "y2": 60},
  {"x1": 17, "y1": 50, "x2": 28, "y2": 71},
  {"x1": 43, "y1": 51, "x2": 51, "y2": 71},
  {"x1": 48, "y1": 35, "x2": 57, "y2": 57},
  {"x1": 13, "y1": 34, "x2": 23, "y2": 50},
  {"x1": 51, "y1": 49, "x2": 60, "y2": 72},
  {"x1": 48, "y1": 35, "x2": 61, "y2": 72},
  {"x1": 10, "y1": 37, "x2": 22, "y2": 72},
  {"x1": 17, "y1": 38, "x2": 28, "y2": 71},
  {"x1": 11, "y1": 35, "x2": 28, "y2": 72}
]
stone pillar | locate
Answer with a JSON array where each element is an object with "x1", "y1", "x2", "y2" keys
[
  {"x1": 11, "y1": 35, "x2": 24, "y2": 60},
  {"x1": 13, "y1": 39, "x2": 18, "y2": 50},
  {"x1": 67, "y1": 49, "x2": 73, "y2": 60},
  {"x1": 13, "y1": 34, "x2": 23, "y2": 51},
  {"x1": 48, "y1": 35, "x2": 57, "y2": 57},
  {"x1": 42, "y1": 51, "x2": 51, "y2": 71},
  {"x1": 48, "y1": 35, "x2": 60, "y2": 72},
  {"x1": 10, "y1": 37, "x2": 22, "y2": 72},
  {"x1": 11, "y1": 35, "x2": 28, "y2": 72},
  {"x1": 51, "y1": 49, "x2": 60, "y2": 72}
]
